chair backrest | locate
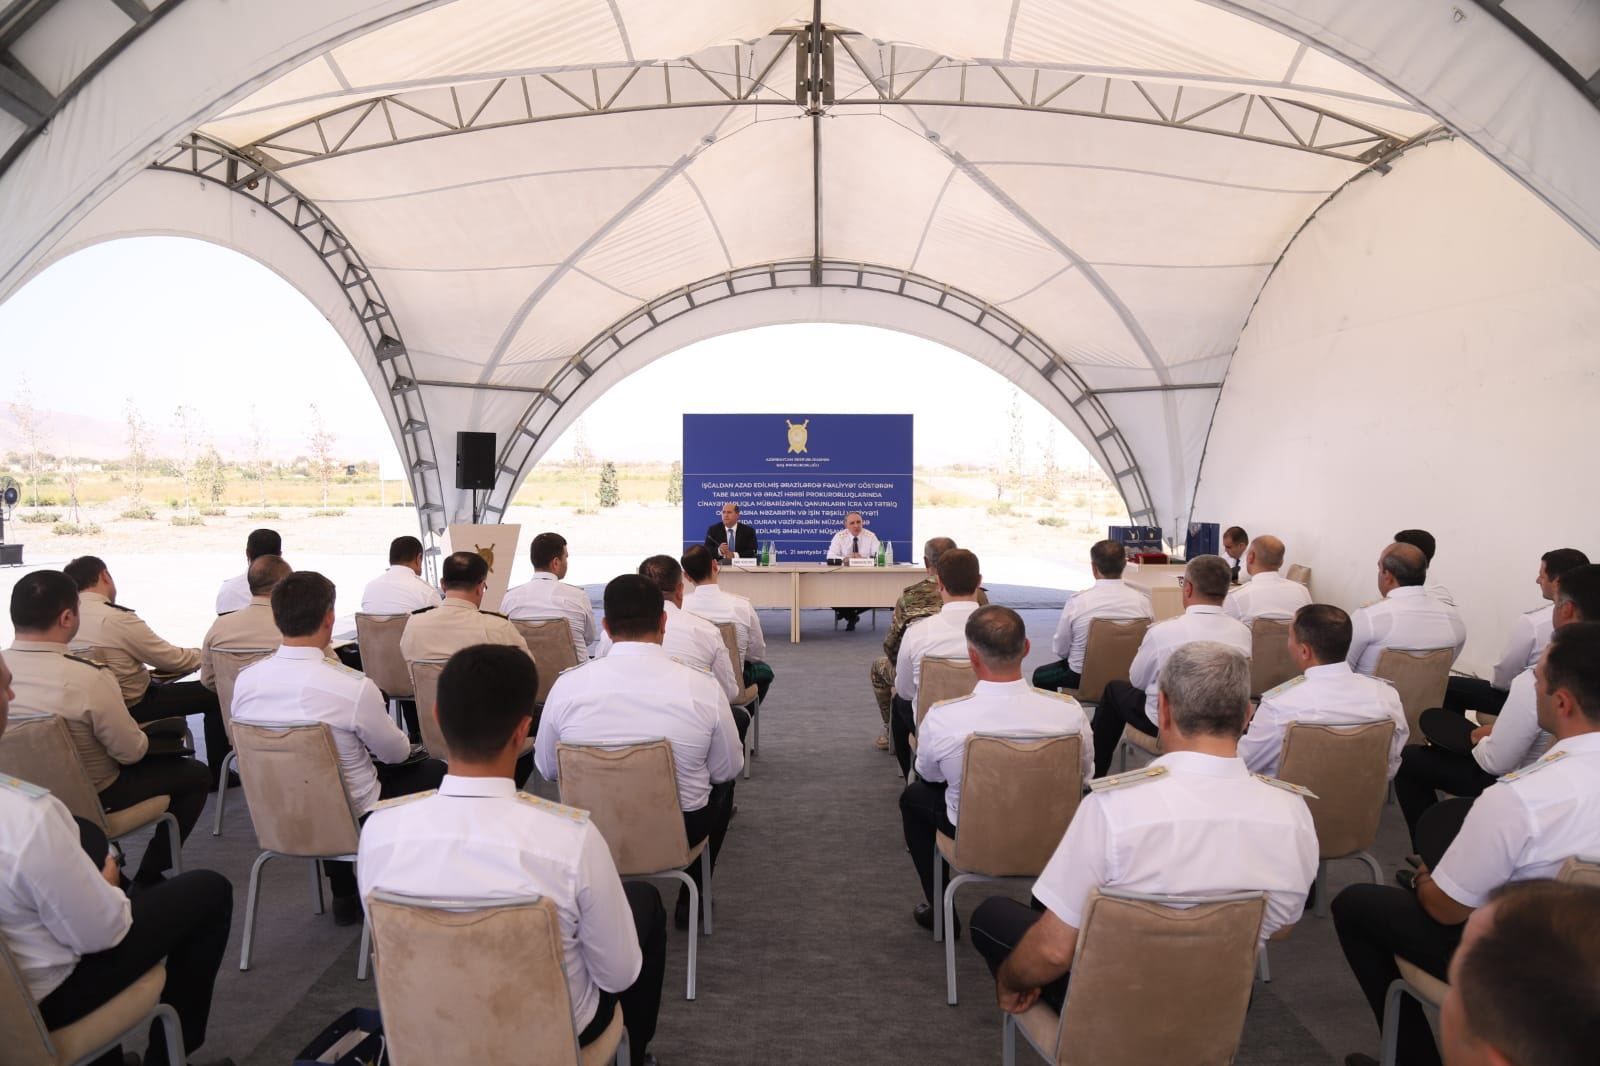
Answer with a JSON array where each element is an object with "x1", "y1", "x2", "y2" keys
[
  {"x1": 1374, "y1": 647, "x2": 1454, "y2": 742},
  {"x1": 369, "y1": 893, "x2": 583, "y2": 1066},
  {"x1": 555, "y1": 740, "x2": 691, "y2": 875},
  {"x1": 1075, "y1": 618, "x2": 1150, "y2": 704},
  {"x1": 1053, "y1": 890, "x2": 1266, "y2": 1066},
  {"x1": 513, "y1": 620, "x2": 580, "y2": 705},
  {"x1": 1277, "y1": 720, "x2": 1395, "y2": 860},
  {"x1": 0, "y1": 714, "x2": 106, "y2": 831},
  {"x1": 1559, "y1": 857, "x2": 1600, "y2": 887},
  {"x1": 231, "y1": 721, "x2": 361, "y2": 857},
  {"x1": 1249, "y1": 618, "x2": 1298, "y2": 698},
  {"x1": 408, "y1": 659, "x2": 451, "y2": 763},
  {"x1": 0, "y1": 934, "x2": 57, "y2": 1066},
  {"x1": 713, "y1": 621, "x2": 743, "y2": 678},
  {"x1": 953, "y1": 733, "x2": 1084, "y2": 877},
  {"x1": 210, "y1": 647, "x2": 276, "y2": 741},
  {"x1": 917, "y1": 657, "x2": 977, "y2": 724},
  {"x1": 356, "y1": 612, "x2": 414, "y2": 697},
  {"x1": 1285, "y1": 563, "x2": 1312, "y2": 591}
]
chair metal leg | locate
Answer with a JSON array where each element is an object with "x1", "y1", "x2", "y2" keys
[
  {"x1": 660, "y1": 870, "x2": 699, "y2": 1000},
  {"x1": 932, "y1": 856, "x2": 944, "y2": 943},
  {"x1": 157, "y1": 812, "x2": 183, "y2": 874},
  {"x1": 752, "y1": 696, "x2": 760, "y2": 755},
  {"x1": 240, "y1": 851, "x2": 274, "y2": 970},
  {"x1": 1257, "y1": 945, "x2": 1272, "y2": 983},
  {"x1": 700, "y1": 847, "x2": 714, "y2": 937},
  {"x1": 944, "y1": 873, "x2": 989, "y2": 1005},
  {"x1": 356, "y1": 914, "x2": 372, "y2": 981},
  {"x1": 1356, "y1": 850, "x2": 1383, "y2": 885},
  {"x1": 616, "y1": 1025, "x2": 630, "y2": 1066},
  {"x1": 1118, "y1": 738, "x2": 1128, "y2": 773},
  {"x1": 309, "y1": 859, "x2": 325, "y2": 914},
  {"x1": 1002, "y1": 1013, "x2": 1017, "y2": 1066},
  {"x1": 1315, "y1": 860, "x2": 1330, "y2": 918},
  {"x1": 1380, "y1": 979, "x2": 1406, "y2": 1066},
  {"x1": 389, "y1": 697, "x2": 404, "y2": 729},
  {"x1": 742, "y1": 706, "x2": 753, "y2": 781},
  {"x1": 211, "y1": 750, "x2": 238, "y2": 836},
  {"x1": 155, "y1": 1002, "x2": 185, "y2": 1066}
]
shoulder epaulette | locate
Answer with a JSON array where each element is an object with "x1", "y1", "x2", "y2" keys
[
  {"x1": 1261, "y1": 676, "x2": 1306, "y2": 700},
  {"x1": 1032, "y1": 687, "x2": 1082, "y2": 705},
  {"x1": 411, "y1": 605, "x2": 436, "y2": 615},
  {"x1": 108, "y1": 603, "x2": 134, "y2": 613},
  {"x1": 516, "y1": 792, "x2": 590, "y2": 822},
  {"x1": 1253, "y1": 774, "x2": 1318, "y2": 799},
  {"x1": 557, "y1": 659, "x2": 593, "y2": 676},
  {"x1": 371, "y1": 789, "x2": 436, "y2": 811},
  {"x1": 1525, "y1": 604, "x2": 1547, "y2": 616},
  {"x1": 928, "y1": 693, "x2": 976, "y2": 712},
  {"x1": 1499, "y1": 749, "x2": 1568, "y2": 783},
  {"x1": 1089, "y1": 765, "x2": 1168, "y2": 792},
  {"x1": 64, "y1": 653, "x2": 108, "y2": 670},
  {"x1": 0, "y1": 774, "x2": 49, "y2": 799},
  {"x1": 483, "y1": 610, "x2": 509, "y2": 620},
  {"x1": 217, "y1": 609, "x2": 239, "y2": 617}
]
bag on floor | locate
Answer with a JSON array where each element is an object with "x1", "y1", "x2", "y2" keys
[{"x1": 295, "y1": 1007, "x2": 387, "y2": 1066}]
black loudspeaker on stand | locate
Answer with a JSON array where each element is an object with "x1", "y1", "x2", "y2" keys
[{"x1": 456, "y1": 431, "x2": 496, "y2": 524}]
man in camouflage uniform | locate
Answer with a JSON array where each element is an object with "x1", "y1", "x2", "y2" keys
[{"x1": 868, "y1": 537, "x2": 988, "y2": 750}]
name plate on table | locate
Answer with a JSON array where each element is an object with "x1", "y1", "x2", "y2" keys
[
  {"x1": 847, "y1": 558, "x2": 876, "y2": 567},
  {"x1": 731, "y1": 557, "x2": 759, "y2": 569}
]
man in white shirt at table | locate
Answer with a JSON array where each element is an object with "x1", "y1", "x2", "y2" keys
[
  {"x1": 1222, "y1": 535, "x2": 1311, "y2": 625},
  {"x1": 826, "y1": 512, "x2": 880, "y2": 630},
  {"x1": 214, "y1": 527, "x2": 280, "y2": 614},
  {"x1": 359, "y1": 535, "x2": 440, "y2": 616},
  {"x1": 1346, "y1": 542, "x2": 1467, "y2": 677},
  {"x1": 1031, "y1": 539, "x2": 1152, "y2": 693},
  {"x1": 681, "y1": 545, "x2": 773, "y2": 703},
  {"x1": 501, "y1": 531, "x2": 598, "y2": 661},
  {"x1": 891, "y1": 548, "x2": 984, "y2": 776}
]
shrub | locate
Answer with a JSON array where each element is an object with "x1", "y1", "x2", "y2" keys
[
  {"x1": 119, "y1": 507, "x2": 157, "y2": 521},
  {"x1": 52, "y1": 521, "x2": 102, "y2": 536},
  {"x1": 200, "y1": 507, "x2": 227, "y2": 517},
  {"x1": 1036, "y1": 515, "x2": 1067, "y2": 527},
  {"x1": 247, "y1": 510, "x2": 281, "y2": 520},
  {"x1": 19, "y1": 511, "x2": 61, "y2": 524},
  {"x1": 311, "y1": 508, "x2": 346, "y2": 517},
  {"x1": 985, "y1": 501, "x2": 1013, "y2": 517},
  {"x1": 170, "y1": 515, "x2": 205, "y2": 527}
]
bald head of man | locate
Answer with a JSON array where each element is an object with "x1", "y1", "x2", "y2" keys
[
  {"x1": 1378, "y1": 542, "x2": 1429, "y2": 597},
  {"x1": 1245, "y1": 535, "x2": 1286, "y2": 576}
]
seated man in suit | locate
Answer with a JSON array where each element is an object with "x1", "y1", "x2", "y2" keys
[
  {"x1": 969, "y1": 642, "x2": 1317, "y2": 1014},
  {"x1": 2, "y1": 571, "x2": 210, "y2": 890},
  {"x1": 703, "y1": 502, "x2": 758, "y2": 562},
  {"x1": 1346, "y1": 542, "x2": 1467, "y2": 676},
  {"x1": 360, "y1": 644, "x2": 664, "y2": 1066}
]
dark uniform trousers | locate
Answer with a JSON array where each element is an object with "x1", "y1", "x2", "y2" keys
[
  {"x1": 970, "y1": 897, "x2": 1069, "y2": 1013},
  {"x1": 1029, "y1": 661, "x2": 1080, "y2": 694},
  {"x1": 1331, "y1": 884, "x2": 1461, "y2": 1066},
  {"x1": 1442, "y1": 676, "x2": 1508, "y2": 717},
  {"x1": 38, "y1": 869, "x2": 234, "y2": 1066},
  {"x1": 577, "y1": 881, "x2": 666, "y2": 1066},
  {"x1": 98, "y1": 755, "x2": 211, "y2": 884},
  {"x1": 1091, "y1": 680, "x2": 1155, "y2": 778},
  {"x1": 900, "y1": 780, "x2": 955, "y2": 907},
  {"x1": 679, "y1": 779, "x2": 736, "y2": 915},
  {"x1": 324, "y1": 758, "x2": 449, "y2": 899},
  {"x1": 1394, "y1": 746, "x2": 1494, "y2": 852},
  {"x1": 745, "y1": 661, "x2": 775, "y2": 704},
  {"x1": 129, "y1": 681, "x2": 228, "y2": 787},
  {"x1": 891, "y1": 696, "x2": 917, "y2": 777}
]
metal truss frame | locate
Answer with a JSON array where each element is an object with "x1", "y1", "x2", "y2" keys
[
  {"x1": 476, "y1": 259, "x2": 1162, "y2": 528},
  {"x1": 148, "y1": 132, "x2": 448, "y2": 561},
  {"x1": 234, "y1": 28, "x2": 1413, "y2": 172}
]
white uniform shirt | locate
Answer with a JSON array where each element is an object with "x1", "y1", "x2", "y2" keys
[
  {"x1": 501, "y1": 573, "x2": 598, "y2": 660},
  {"x1": 360, "y1": 565, "x2": 441, "y2": 616},
  {"x1": 1049, "y1": 579, "x2": 1152, "y2": 673},
  {"x1": 231, "y1": 646, "x2": 412, "y2": 815},
  {"x1": 0, "y1": 776, "x2": 133, "y2": 999},
  {"x1": 1471, "y1": 669, "x2": 1554, "y2": 775},
  {"x1": 215, "y1": 572, "x2": 251, "y2": 614},
  {"x1": 894, "y1": 601, "x2": 984, "y2": 706},
  {"x1": 1433, "y1": 732, "x2": 1600, "y2": 909},
  {"x1": 1127, "y1": 606, "x2": 1253, "y2": 724},
  {"x1": 535, "y1": 642, "x2": 743, "y2": 811},
  {"x1": 357, "y1": 775, "x2": 642, "y2": 1031},
  {"x1": 1346, "y1": 586, "x2": 1468, "y2": 676},
  {"x1": 1489, "y1": 604, "x2": 1553, "y2": 691},
  {"x1": 1425, "y1": 580, "x2": 1456, "y2": 608},
  {"x1": 826, "y1": 528, "x2": 880, "y2": 561},
  {"x1": 1222, "y1": 571, "x2": 1313, "y2": 625},
  {"x1": 914, "y1": 680, "x2": 1092, "y2": 824},
  {"x1": 1032, "y1": 752, "x2": 1318, "y2": 940},
  {"x1": 596, "y1": 602, "x2": 738, "y2": 702},
  {"x1": 1238, "y1": 662, "x2": 1409, "y2": 778},
  {"x1": 682, "y1": 583, "x2": 766, "y2": 664}
]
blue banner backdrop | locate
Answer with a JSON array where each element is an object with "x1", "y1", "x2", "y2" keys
[{"x1": 683, "y1": 414, "x2": 913, "y2": 563}]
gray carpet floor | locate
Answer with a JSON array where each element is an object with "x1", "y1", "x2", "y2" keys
[{"x1": 137, "y1": 597, "x2": 1405, "y2": 1065}]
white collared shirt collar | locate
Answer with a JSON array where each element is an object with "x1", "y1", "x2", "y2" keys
[
  {"x1": 441, "y1": 596, "x2": 477, "y2": 611},
  {"x1": 1153, "y1": 750, "x2": 1249, "y2": 778},
  {"x1": 1184, "y1": 604, "x2": 1224, "y2": 616},
  {"x1": 276, "y1": 645, "x2": 325, "y2": 661},
  {"x1": 1386, "y1": 586, "x2": 1428, "y2": 601},
  {"x1": 606, "y1": 641, "x2": 667, "y2": 661},
  {"x1": 439, "y1": 774, "x2": 516, "y2": 799},
  {"x1": 1304, "y1": 661, "x2": 1354, "y2": 681},
  {"x1": 1547, "y1": 732, "x2": 1600, "y2": 757}
]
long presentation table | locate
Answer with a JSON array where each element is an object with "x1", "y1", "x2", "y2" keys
[{"x1": 719, "y1": 563, "x2": 926, "y2": 642}]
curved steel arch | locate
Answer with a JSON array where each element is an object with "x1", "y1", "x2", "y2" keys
[
  {"x1": 478, "y1": 259, "x2": 1168, "y2": 527},
  {"x1": 147, "y1": 133, "x2": 449, "y2": 552}
]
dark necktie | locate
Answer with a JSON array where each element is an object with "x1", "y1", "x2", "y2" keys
[{"x1": 852, "y1": 536, "x2": 859, "y2": 555}]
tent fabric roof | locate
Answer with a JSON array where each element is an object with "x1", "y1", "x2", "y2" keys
[{"x1": 2, "y1": 0, "x2": 1595, "y2": 539}]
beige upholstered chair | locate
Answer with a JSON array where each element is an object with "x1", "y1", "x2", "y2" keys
[
  {"x1": 79, "y1": 646, "x2": 194, "y2": 751},
  {"x1": 932, "y1": 733, "x2": 1084, "y2": 1004},
  {"x1": 713, "y1": 621, "x2": 761, "y2": 781},
  {"x1": 1249, "y1": 618, "x2": 1298, "y2": 698},
  {"x1": 1003, "y1": 888, "x2": 1267, "y2": 1066},
  {"x1": 368, "y1": 892, "x2": 627, "y2": 1066},
  {"x1": 207, "y1": 646, "x2": 276, "y2": 836},
  {"x1": 1285, "y1": 563, "x2": 1313, "y2": 591},
  {"x1": 0, "y1": 935, "x2": 183, "y2": 1066},
  {"x1": 513, "y1": 619, "x2": 581, "y2": 708},
  {"x1": 555, "y1": 740, "x2": 712, "y2": 1000},
  {"x1": 1117, "y1": 724, "x2": 1162, "y2": 772},
  {"x1": 231, "y1": 721, "x2": 371, "y2": 979},
  {"x1": 355, "y1": 612, "x2": 414, "y2": 720},
  {"x1": 1069, "y1": 618, "x2": 1149, "y2": 706},
  {"x1": 1559, "y1": 856, "x2": 1600, "y2": 886},
  {"x1": 0, "y1": 714, "x2": 183, "y2": 876},
  {"x1": 407, "y1": 659, "x2": 452, "y2": 763},
  {"x1": 1277, "y1": 720, "x2": 1394, "y2": 915},
  {"x1": 912, "y1": 656, "x2": 978, "y2": 743},
  {"x1": 1374, "y1": 648, "x2": 1453, "y2": 743}
]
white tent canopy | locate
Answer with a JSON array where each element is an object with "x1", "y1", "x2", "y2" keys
[{"x1": 2, "y1": 0, "x2": 1597, "y2": 670}]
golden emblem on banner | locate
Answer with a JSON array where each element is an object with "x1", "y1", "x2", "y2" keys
[
  {"x1": 786, "y1": 418, "x2": 810, "y2": 454},
  {"x1": 475, "y1": 543, "x2": 496, "y2": 572}
]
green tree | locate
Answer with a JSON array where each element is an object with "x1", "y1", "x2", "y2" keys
[
  {"x1": 666, "y1": 459, "x2": 682, "y2": 505},
  {"x1": 197, "y1": 444, "x2": 227, "y2": 505},
  {"x1": 597, "y1": 461, "x2": 620, "y2": 508},
  {"x1": 124, "y1": 403, "x2": 149, "y2": 510}
]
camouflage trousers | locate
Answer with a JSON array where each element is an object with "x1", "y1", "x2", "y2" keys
[{"x1": 870, "y1": 656, "x2": 895, "y2": 727}]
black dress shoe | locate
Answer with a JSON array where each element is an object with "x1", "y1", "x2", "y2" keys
[
  {"x1": 1345, "y1": 1054, "x2": 1378, "y2": 1066},
  {"x1": 912, "y1": 903, "x2": 960, "y2": 938},
  {"x1": 846, "y1": 618, "x2": 857, "y2": 631},
  {"x1": 332, "y1": 894, "x2": 364, "y2": 927},
  {"x1": 1395, "y1": 869, "x2": 1417, "y2": 891}
]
